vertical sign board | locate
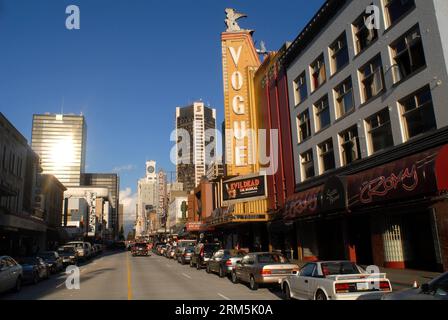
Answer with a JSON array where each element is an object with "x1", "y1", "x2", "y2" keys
[
  {"x1": 88, "y1": 192, "x2": 97, "y2": 237},
  {"x1": 221, "y1": 31, "x2": 261, "y2": 176}
]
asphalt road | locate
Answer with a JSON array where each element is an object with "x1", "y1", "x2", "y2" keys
[{"x1": 1, "y1": 250, "x2": 282, "y2": 300}]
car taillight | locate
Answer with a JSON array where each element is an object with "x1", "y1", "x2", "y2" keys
[
  {"x1": 380, "y1": 281, "x2": 391, "y2": 291},
  {"x1": 226, "y1": 260, "x2": 232, "y2": 266},
  {"x1": 335, "y1": 283, "x2": 350, "y2": 293},
  {"x1": 261, "y1": 269, "x2": 272, "y2": 276}
]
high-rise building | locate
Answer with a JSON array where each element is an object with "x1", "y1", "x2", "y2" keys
[
  {"x1": 136, "y1": 161, "x2": 158, "y2": 236},
  {"x1": 176, "y1": 102, "x2": 216, "y2": 193},
  {"x1": 31, "y1": 114, "x2": 87, "y2": 187},
  {"x1": 83, "y1": 173, "x2": 119, "y2": 238}
]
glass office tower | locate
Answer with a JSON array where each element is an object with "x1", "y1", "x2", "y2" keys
[{"x1": 31, "y1": 114, "x2": 87, "y2": 187}]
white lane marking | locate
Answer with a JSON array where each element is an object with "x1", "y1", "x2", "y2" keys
[
  {"x1": 218, "y1": 293, "x2": 231, "y2": 300},
  {"x1": 56, "y1": 282, "x2": 65, "y2": 289},
  {"x1": 182, "y1": 273, "x2": 192, "y2": 279}
]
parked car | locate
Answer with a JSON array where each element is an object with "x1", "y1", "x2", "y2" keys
[
  {"x1": 159, "y1": 244, "x2": 168, "y2": 256},
  {"x1": 177, "y1": 246, "x2": 195, "y2": 265},
  {"x1": 167, "y1": 246, "x2": 177, "y2": 259},
  {"x1": 281, "y1": 261, "x2": 392, "y2": 300},
  {"x1": 190, "y1": 243, "x2": 221, "y2": 270},
  {"x1": 38, "y1": 251, "x2": 63, "y2": 274},
  {"x1": 15, "y1": 256, "x2": 50, "y2": 284},
  {"x1": 382, "y1": 271, "x2": 447, "y2": 300},
  {"x1": 57, "y1": 246, "x2": 79, "y2": 266},
  {"x1": 67, "y1": 241, "x2": 92, "y2": 260},
  {"x1": 131, "y1": 242, "x2": 150, "y2": 257},
  {"x1": 163, "y1": 244, "x2": 172, "y2": 258},
  {"x1": 175, "y1": 240, "x2": 197, "y2": 259},
  {"x1": 94, "y1": 244, "x2": 103, "y2": 255},
  {"x1": 0, "y1": 256, "x2": 23, "y2": 294},
  {"x1": 206, "y1": 249, "x2": 246, "y2": 278},
  {"x1": 231, "y1": 252, "x2": 299, "y2": 291}
]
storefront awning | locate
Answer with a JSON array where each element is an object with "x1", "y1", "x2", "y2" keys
[
  {"x1": 283, "y1": 145, "x2": 448, "y2": 220},
  {"x1": 284, "y1": 185, "x2": 323, "y2": 220},
  {"x1": 347, "y1": 145, "x2": 448, "y2": 210}
]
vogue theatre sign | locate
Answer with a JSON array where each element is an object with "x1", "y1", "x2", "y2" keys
[{"x1": 221, "y1": 31, "x2": 260, "y2": 176}]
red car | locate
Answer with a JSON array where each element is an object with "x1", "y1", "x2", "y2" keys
[{"x1": 131, "y1": 243, "x2": 150, "y2": 257}]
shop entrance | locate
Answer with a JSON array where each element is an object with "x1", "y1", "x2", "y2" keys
[
  {"x1": 404, "y1": 210, "x2": 438, "y2": 271},
  {"x1": 348, "y1": 216, "x2": 373, "y2": 266},
  {"x1": 316, "y1": 218, "x2": 345, "y2": 261}
]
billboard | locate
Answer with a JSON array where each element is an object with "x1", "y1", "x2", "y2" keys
[{"x1": 222, "y1": 174, "x2": 267, "y2": 204}]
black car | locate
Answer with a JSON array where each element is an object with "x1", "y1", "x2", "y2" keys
[
  {"x1": 190, "y1": 243, "x2": 221, "y2": 270},
  {"x1": 38, "y1": 251, "x2": 63, "y2": 274},
  {"x1": 57, "y1": 246, "x2": 79, "y2": 266},
  {"x1": 15, "y1": 257, "x2": 50, "y2": 284}
]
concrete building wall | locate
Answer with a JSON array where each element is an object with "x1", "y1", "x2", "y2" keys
[{"x1": 286, "y1": 0, "x2": 448, "y2": 185}]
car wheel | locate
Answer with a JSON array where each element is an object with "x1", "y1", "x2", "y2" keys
[
  {"x1": 283, "y1": 283, "x2": 292, "y2": 300},
  {"x1": 219, "y1": 266, "x2": 225, "y2": 278},
  {"x1": 231, "y1": 271, "x2": 239, "y2": 284},
  {"x1": 315, "y1": 290, "x2": 327, "y2": 301},
  {"x1": 206, "y1": 264, "x2": 211, "y2": 274},
  {"x1": 249, "y1": 276, "x2": 259, "y2": 291},
  {"x1": 14, "y1": 277, "x2": 22, "y2": 293}
]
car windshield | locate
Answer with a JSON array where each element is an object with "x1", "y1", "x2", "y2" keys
[
  {"x1": 68, "y1": 243, "x2": 83, "y2": 248},
  {"x1": 227, "y1": 250, "x2": 246, "y2": 257},
  {"x1": 321, "y1": 262, "x2": 362, "y2": 276},
  {"x1": 58, "y1": 247, "x2": 76, "y2": 253},
  {"x1": 204, "y1": 244, "x2": 220, "y2": 252},
  {"x1": 257, "y1": 254, "x2": 289, "y2": 264},
  {"x1": 39, "y1": 252, "x2": 55, "y2": 259},
  {"x1": 17, "y1": 257, "x2": 37, "y2": 265}
]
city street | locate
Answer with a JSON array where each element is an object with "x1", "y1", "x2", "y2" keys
[{"x1": 1, "y1": 251, "x2": 281, "y2": 300}]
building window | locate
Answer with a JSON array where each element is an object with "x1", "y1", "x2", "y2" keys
[
  {"x1": 359, "y1": 55, "x2": 384, "y2": 103},
  {"x1": 314, "y1": 95, "x2": 331, "y2": 131},
  {"x1": 330, "y1": 33, "x2": 349, "y2": 74},
  {"x1": 339, "y1": 126, "x2": 361, "y2": 166},
  {"x1": 384, "y1": 0, "x2": 415, "y2": 28},
  {"x1": 319, "y1": 139, "x2": 335, "y2": 173},
  {"x1": 294, "y1": 72, "x2": 308, "y2": 105},
  {"x1": 334, "y1": 78, "x2": 355, "y2": 118},
  {"x1": 390, "y1": 26, "x2": 426, "y2": 83},
  {"x1": 400, "y1": 85, "x2": 436, "y2": 139},
  {"x1": 297, "y1": 110, "x2": 311, "y2": 143},
  {"x1": 353, "y1": 11, "x2": 378, "y2": 54},
  {"x1": 301, "y1": 150, "x2": 315, "y2": 180},
  {"x1": 310, "y1": 54, "x2": 326, "y2": 91},
  {"x1": 366, "y1": 108, "x2": 394, "y2": 153}
]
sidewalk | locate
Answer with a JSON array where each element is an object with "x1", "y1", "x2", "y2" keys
[{"x1": 290, "y1": 259, "x2": 442, "y2": 291}]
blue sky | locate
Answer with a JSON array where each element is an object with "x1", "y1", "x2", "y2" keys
[{"x1": 0, "y1": 0, "x2": 324, "y2": 231}]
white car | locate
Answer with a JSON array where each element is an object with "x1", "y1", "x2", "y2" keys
[
  {"x1": 281, "y1": 261, "x2": 392, "y2": 300},
  {"x1": 67, "y1": 241, "x2": 92, "y2": 260},
  {"x1": 0, "y1": 256, "x2": 23, "y2": 294}
]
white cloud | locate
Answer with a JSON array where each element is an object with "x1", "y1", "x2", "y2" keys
[
  {"x1": 119, "y1": 187, "x2": 137, "y2": 236},
  {"x1": 113, "y1": 164, "x2": 136, "y2": 173}
]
